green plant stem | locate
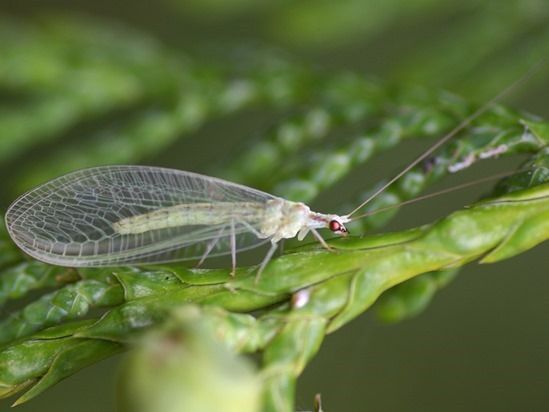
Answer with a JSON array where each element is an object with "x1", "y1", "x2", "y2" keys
[{"x1": 0, "y1": 182, "x2": 546, "y2": 405}]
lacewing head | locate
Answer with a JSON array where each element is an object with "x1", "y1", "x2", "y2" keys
[{"x1": 328, "y1": 216, "x2": 349, "y2": 236}]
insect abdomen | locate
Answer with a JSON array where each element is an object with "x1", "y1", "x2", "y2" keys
[{"x1": 112, "y1": 202, "x2": 264, "y2": 234}]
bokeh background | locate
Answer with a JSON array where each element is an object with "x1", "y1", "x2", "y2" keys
[{"x1": 0, "y1": 0, "x2": 548, "y2": 411}]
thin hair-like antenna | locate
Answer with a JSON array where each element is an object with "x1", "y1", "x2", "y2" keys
[
  {"x1": 348, "y1": 169, "x2": 527, "y2": 221},
  {"x1": 345, "y1": 60, "x2": 545, "y2": 218}
]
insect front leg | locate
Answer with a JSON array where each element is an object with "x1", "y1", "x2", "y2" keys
[
  {"x1": 310, "y1": 228, "x2": 334, "y2": 251},
  {"x1": 297, "y1": 227, "x2": 309, "y2": 241}
]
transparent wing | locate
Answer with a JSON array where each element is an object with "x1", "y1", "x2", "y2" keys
[{"x1": 5, "y1": 165, "x2": 278, "y2": 267}]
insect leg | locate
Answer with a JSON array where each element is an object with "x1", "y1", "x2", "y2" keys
[
  {"x1": 239, "y1": 220, "x2": 263, "y2": 238},
  {"x1": 196, "y1": 226, "x2": 226, "y2": 267},
  {"x1": 230, "y1": 219, "x2": 236, "y2": 276},
  {"x1": 310, "y1": 228, "x2": 334, "y2": 251},
  {"x1": 255, "y1": 240, "x2": 279, "y2": 283}
]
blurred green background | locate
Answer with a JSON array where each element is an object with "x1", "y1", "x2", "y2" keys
[{"x1": 0, "y1": 0, "x2": 548, "y2": 411}]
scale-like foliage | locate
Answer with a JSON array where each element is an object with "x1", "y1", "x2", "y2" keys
[{"x1": 0, "y1": 12, "x2": 547, "y2": 412}]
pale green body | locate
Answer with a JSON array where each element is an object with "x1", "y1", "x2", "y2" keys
[{"x1": 112, "y1": 198, "x2": 337, "y2": 243}]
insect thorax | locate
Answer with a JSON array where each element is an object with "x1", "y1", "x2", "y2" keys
[{"x1": 260, "y1": 199, "x2": 311, "y2": 241}]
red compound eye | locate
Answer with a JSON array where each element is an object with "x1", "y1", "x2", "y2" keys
[{"x1": 329, "y1": 220, "x2": 341, "y2": 232}]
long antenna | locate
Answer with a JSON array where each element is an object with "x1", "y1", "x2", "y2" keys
[
  {"x1": 345, "y1": 61, "x2": 545, "y2": 218},
  {"x1": 348, "y1": 169, "x2": 526, "y2": 221}
]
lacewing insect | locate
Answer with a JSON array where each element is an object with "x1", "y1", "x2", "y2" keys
[
  {"x1": 5, "y1": 165, "x2": 351, "y2": 276},
  {"x1": 4, "y1": 64, "x2": 540, "y2": 279}
]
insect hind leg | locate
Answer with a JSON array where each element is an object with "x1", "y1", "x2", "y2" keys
[
  {"x1": 238, "y1": 220, "x2": 263, "y2": 238},
  {"x1": 196, "y1": 226, "x2": 226, "y2": 268},
  {"x1": 230, "y1": 219, "x2": 236, "y2": 276}
]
